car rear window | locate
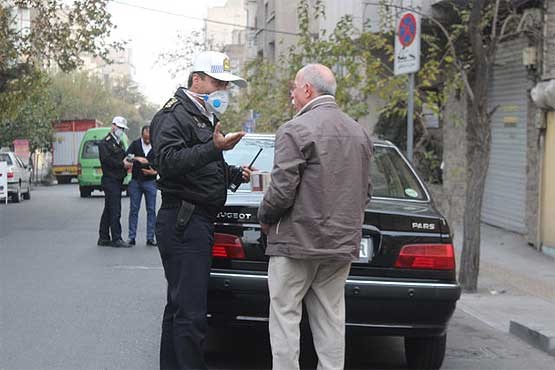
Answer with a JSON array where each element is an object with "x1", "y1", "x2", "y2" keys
[
  {"x1": 0, "y1": 153, "x2": 13, "y2": 165},
  {"x1": 81, "y1": 140, "x2": 100, "y2": 159},
  {"x1": 223, "y1": 138, "x2": 426, "y2": 201},
  {"x1": 371, "y1": 145, "x2": 426, "y2": 201}
]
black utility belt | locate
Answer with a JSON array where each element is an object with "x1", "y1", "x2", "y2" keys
[{"x1": 162, "y1": 199, "x2": 215, "y2": 221}]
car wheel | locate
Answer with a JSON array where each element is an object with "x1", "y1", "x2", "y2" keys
[
  {"x1": 23, "y1": 184, "x2": 31, "y2": 200},
  {"x1": 404, "y1": 334, "x2": 446, "y2": 370},
  {"x1": 79, "y1": 186, "x2": 92, "y2": 198},
  {"x1": 12, "y1": 184, "x2": 22, "y2": 203},
  {"x1": 57, "y1": 176, "x2": 70, "y2": 184}
]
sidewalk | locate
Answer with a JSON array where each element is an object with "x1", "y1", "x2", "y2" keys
[{"x1": 453, "y1": 224, "x2": 555, "y2": 357}]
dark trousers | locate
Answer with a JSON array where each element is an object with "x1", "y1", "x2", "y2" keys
[
  {"x1": 156, "y1": 208, "x2": 214, "y2": 370},
  {"x1": 99, "y1": 176, "x2": 123, "y2": 241},
  {"x1": 128, "y1": 179, "x2": 157, "y2": 241}
]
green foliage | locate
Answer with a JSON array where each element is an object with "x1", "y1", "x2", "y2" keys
[
  {"x1": 221, "y1": 59, "x2": 293, "y2": 132},
  {"x1": 10, "y1": 0, "x2": 122, "y2": 73},
  {"x1": 224, "y1": 0, "x2": 458, "y2": 146},
  {"x1": 373, "y1": 108, "x2": 442, "y2": 184},
  {"x1": 47, "y1": 72, "x2": 158, "y2": 139},
  {"x1": 0, "y1": 71, "x2": 157, "y2": 149},
  {"x1": 0, "y1": 0, "x2": 123, "y2": 148},
  {"x1": 0, "y1": 74, "x2": 55, "y2": 150}
]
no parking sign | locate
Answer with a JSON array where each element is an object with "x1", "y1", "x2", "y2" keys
[{"x1": 394, "y1": 11, "x2": 421, "y2": 75}]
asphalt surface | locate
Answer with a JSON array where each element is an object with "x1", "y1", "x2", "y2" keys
[{"x1": 1, "y1": 184, "x2": 553, "y2": 369}]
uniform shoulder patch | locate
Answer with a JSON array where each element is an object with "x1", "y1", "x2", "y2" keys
[{"x1": 163, "y1": 97, "x2": 179, "y2": 110}]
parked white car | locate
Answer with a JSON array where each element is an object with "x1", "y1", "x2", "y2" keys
[{"x1": 0, "y1": 151, "x2": 31, "y2": 203}]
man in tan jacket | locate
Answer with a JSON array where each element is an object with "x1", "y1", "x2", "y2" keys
[{"x1": 258, "y1": 64, "x2": 373, "y2": 370}]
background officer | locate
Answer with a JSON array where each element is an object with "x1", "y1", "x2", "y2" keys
[
  {"x1": 126, "y1": 125, "x2": 158, "y2": 247},
  {"x1": 97, "y1": 116, "x2": 132, "y2": 248},
  {"x1": 150, "y1": 50, "x2": 251, "y2": 370}
]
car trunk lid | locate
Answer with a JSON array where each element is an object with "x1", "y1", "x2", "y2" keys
[{"x1": 213, "y1": 192, "x2": 454, "y2": 281}]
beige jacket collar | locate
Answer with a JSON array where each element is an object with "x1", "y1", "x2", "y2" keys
[{"x1": 294, "y1": 95, "x2": 337, "y2": 118}]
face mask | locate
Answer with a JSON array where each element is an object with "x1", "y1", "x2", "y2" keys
[
  {"x1": 114, "y1": 127, "x2": 124, "y2": 139},
  {"x1": 190, "y1": 90, "x2": 230, "y2": 117}
]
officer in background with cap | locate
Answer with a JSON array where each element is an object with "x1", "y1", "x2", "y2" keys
[
  {"x1": 97, "y1": 116, "x2": 133, "y2": 248},
  {"x1": 150, "y1": 51, "x2": 251, "y2": 370}
]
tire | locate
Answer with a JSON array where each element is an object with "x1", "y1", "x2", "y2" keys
[
  {"x1": 11, "y1": 184, "x2": 22, "y2": 203},
  {"x1": 79, "y1": 186, "x2": 92, "y2": 198},
  {"x1": 57, "y1": 176, "x2": 71, "y2": 184},
  {"x1": 404, "y1": 334, "x2": 446, "y2": 370},
  {"x1": 23, "y1": 183, "x2": 31, "y2": 200}
]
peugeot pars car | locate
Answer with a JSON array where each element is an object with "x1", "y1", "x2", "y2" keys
[
  {"x1": 208, "y1": 134, "x2": 460, "y2": 370},
  {"x1": 0, "y1": 151, "x2": 31, "y2": 203}
]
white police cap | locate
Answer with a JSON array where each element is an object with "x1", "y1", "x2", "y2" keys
[
  {"x1": 192, "y1": 51, "x2": 247, "y2": 88},
  {"x1": 112, "y1": 116, "x2": 129, "y2": 130}
]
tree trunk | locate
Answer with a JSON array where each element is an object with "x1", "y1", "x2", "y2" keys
[
  {"x1": 459, "y1": 103, "x2": 491, "y2": 292},
  {"x1": 457, "y1": 0, "x2": 499, "y2": 292}
]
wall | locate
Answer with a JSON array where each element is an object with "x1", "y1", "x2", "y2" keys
[
  {"x1": 543, "y1": 0, "x2": 555, "y2": 80},
  {"x1": 541, "y1": 111, "x2": 555, "y2": 251}
]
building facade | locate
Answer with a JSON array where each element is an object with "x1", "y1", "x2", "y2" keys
[
  {"x1": 206, "y1": 0, "x2": 247, "y2": 50},
  {"x1": 206, "y1": 0, "x2": 248, "y2": 73},
  {"x1": 81, "y1": 47, "x2": 135, "y2": 83}
]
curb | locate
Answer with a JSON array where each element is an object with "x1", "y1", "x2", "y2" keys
[{"x1": 509, "y1": 320, "x2": 555, "y2": 357}]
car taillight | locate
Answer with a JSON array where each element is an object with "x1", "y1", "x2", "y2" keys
[
  {"x1": 7, "y1": 171, "x2": 14, "y2": 179},
  {"x1": 394, "y1": 244, "x2": 455, "y2": 270},
  {"x1": 212, "y1": 233, "x2": 245, "y2": 259},
  {"x1": 77, "y1": 164, "x2": 82, "y2": 175}
]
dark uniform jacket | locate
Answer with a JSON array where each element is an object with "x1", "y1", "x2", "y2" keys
[
  {"x1": 98, "y1": 133, "x2": 127, "y2": 181},
  {"x1": 126, "y1": 138, "x2": 156, "y2": 182},
  {"x1": 150, "y1": 88, "x2": 242, "y2": 215}
]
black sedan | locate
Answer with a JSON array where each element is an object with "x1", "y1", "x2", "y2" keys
[{"x1": 208, "y1": 134, "x2": 460, "y2": 370}]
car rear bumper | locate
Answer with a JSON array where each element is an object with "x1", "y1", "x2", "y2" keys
[
  {"x1": 53, "y1": 166, "x2": 79, "y2": 176},
  {"x1": 208, "y1": 270, "x2": 461, "y2": 337},
  {"x1": 7, "y1": 182, "x2": 19, "y2": 193}
]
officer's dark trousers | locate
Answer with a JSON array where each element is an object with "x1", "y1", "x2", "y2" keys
[
  {"x1": 99, "y1": 176, "x2": 123, "y2": 241},
  {"x1": 156, "y1": 208, "x2": 214, "y2": 370}
]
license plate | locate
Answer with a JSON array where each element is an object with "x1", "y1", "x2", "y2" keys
[
  {"x1": 96, "y1": 168, "x2": 102, "y2": 175},
  {"x1": 358, "y1": 238, "x2": 373, "y2": 263}
]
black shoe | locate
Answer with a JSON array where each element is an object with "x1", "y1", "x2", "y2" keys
[
  {"x1": 146, "y1": 239, "x2": 158, "y2": 247},
  {"x1": 128, "y1": 239, "x2": 136, "y2": 246},
  {"x1": 97, "y1": 238, "x2": 111, "y2": 247},
  {"x1": 112, "y1": 240, "x2": 132, "y2": 248}
]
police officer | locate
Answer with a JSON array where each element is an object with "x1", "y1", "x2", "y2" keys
[
  {"x1": 150, "y1": 51, "x2": 251, "y2": 370},
  {"x1": 97, "y1": 116, "x2": 132, "y2": 248}
]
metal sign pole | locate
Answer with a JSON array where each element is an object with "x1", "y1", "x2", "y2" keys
[
  {"x1": 394, "y1": 10, "x2": 420, "y2": 162},
  {"x1": 407, "y1": 72, "x2": 414, "y2": 162}
]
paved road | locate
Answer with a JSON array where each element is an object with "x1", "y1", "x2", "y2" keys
[{"x1": 1, "y1": 185, "x2": 553, "y2": 369}]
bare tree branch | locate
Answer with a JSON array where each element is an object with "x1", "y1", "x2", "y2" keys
[
  {"x1": 491, "y1": 0, "x2": 501, "y2": 40},
  {"x1": 363, "y1": 1, "x2": 475, "y2": 102}
]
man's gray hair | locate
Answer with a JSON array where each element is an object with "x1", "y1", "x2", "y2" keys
[{"x1": 299, "y1": 64, "x2": 337, "y2": 96}]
